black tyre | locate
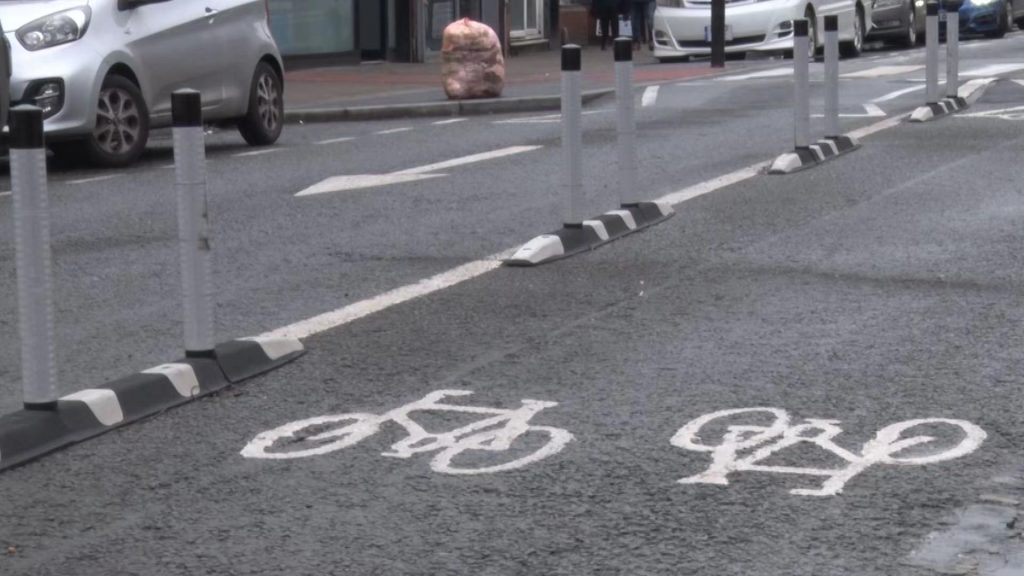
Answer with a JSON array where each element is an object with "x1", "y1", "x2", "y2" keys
[
  {"x1": 988, "y1": 0, "x2": 1010, "y2": 36},
  {"x1": 81, "y1": 74, "x2": 149, "y2": 168},
  {"x1": 899, "y1": 4, "x2": 918, "y2": 47},
  {"x1": 237, "y1": 61, "x2": 283, "y2": 146},
  {"x1": 840, "y1": 6, "x2": 865, "y2": 57}
]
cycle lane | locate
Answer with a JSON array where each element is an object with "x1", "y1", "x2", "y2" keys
[{"x1": 2, "y1": 94, "x2": 1024, "y2": 576}]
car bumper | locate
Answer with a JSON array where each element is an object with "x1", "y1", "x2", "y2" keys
[
  {"x1": 652, "y1": 2, "x2": 805, "y2": 57},
  {"x1": 7, "y1": 33, "x2": 100, "y2": 138},
  {"x1": 955, "y1": 4, "x2": 1001, "y2": 33},
  {"x1": 867, "y1": 3, "x2": 910, "y2": 37}
]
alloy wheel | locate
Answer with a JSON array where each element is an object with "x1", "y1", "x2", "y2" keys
[
  {"x1": 255, "y1": 71, "x2": 281, "y2": 134},
  {"x1": 94, "y1": 87, "x2": 142, "y2": 157}
]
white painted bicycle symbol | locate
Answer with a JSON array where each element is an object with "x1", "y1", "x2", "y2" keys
[
  {"x1": 241, "y1": 389, "x2": 574, "y2": 475},
  {"x1": 672, "y1": 408, "x2": 986, "y2": 496}
]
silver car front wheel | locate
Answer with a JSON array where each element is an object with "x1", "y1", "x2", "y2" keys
[{"x1": 81, "y1": 75, "x2": 150, "y2": 167}]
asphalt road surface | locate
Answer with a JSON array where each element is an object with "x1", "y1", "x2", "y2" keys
[{"x1": 2, "y1": 33, "x2": 1024, "y2": 575}]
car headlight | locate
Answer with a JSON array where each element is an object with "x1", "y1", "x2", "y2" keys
[{"x1": 16, "y1": 7, "x2": 91, "y2": 51}]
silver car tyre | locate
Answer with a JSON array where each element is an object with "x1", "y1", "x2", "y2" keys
[
  {"x1": 81, "y1": 74, "x2": 150, "y2": 168},
  {"x1": 237, "y1": 61, "x2": 283, "y2": 146}
]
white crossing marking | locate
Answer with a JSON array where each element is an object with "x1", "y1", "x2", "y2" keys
[
  {"x1": 392, "y1": 145, "x2": 542, "y2": 175},
  {"x1": 66, "y1": 174, "x2": 121, "y2": 185},
  {"x1": 870, "y1": 85, "x2": 926, "y2": 102},
  {"x1": 962, "y1": 63, "x2": 1024, "y2": 77},
  {"x1": 241, "y1": 389, "x2": 574, "y2": 475},
  {"x1": 316, "y1": 136, "x2": 355, "y2": 145},
  {"x1": 375, "y1": 127, "x2": 414, "y2": 135},
  {"x1": 641, "y1": 85, "x2": 660, "y2": 107},
  {"x1": 841, "y1": 65, "x2": 923, "y2": 78},
  {"x1": 233, "y1": 148, "x2": 283, "y2": 158},
  {"x1": 720, "y1": 67, "x2": 792, "y2": 81},
  {"x1": 674, "y1": 408, "x2": 986, "y2": 496},
  {"x1": 433, "y1": 118, "x2": 468, "y2": 125}
]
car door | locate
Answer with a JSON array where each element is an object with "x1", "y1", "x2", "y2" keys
[
  {"x1": 117, "y1": 0, "x2": 229, "y2": 124},
  {"x1": 206, "y1": 0, "x2": 267, "y2": 118}
]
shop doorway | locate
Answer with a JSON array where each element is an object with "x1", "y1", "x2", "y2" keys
[{"x1": 358, "y1": 0, "x2": 386, "y2": 60}]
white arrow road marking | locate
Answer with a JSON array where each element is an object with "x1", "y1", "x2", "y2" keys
[
  {"x1": 841, "y1": 65, "x2": 923, "y2": 78},
  {"x1": 295, "y1": 145, "x2": 542, "y2": 197},
  {"x1": 316, "y1": 136, "x2": 355, "y2": 145},
  {"x1": 263, "y1": 114, "x2": 905, "y2": 342},
  {"x1": 870, "y1": 85, "x2": 926, "y2": 102},
  {"x1": 375, "y1": 127, "x2": 414, "y2": 135},
  {"x1": 493, "y1": 110, "x2": 609, "y2": 124},
  {"x1": 66, "y1": 174, "x2": 122, "y2": 185},
  {"x1": 392, "y1": 145, "x2": 542, "y2": 175},
  {"x1": 642, "y1": 86, "x2": 660, "y2": 107},
  {"x1": 295, "y1": 174, "x2": 445, "y2": 196},
  {"x1": 812, "y1": 103, "x2": 886, "y2": 118},
  {"x1": 233, "y1": 148, "x2": 284, "y2": 158},
  {"x1": 720, "y1": 67, "x2": 792, "y2": 81}
]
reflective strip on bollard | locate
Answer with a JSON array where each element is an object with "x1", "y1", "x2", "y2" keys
[
  {"x1": 561, "y1": 45, "x2": 584, "y2": 227},
  {"x1": 172, "y1": 90, "x2": 216, "y2": 356},
  {"x1": 10, "y1": 106, "x2": 57, "y2": 410}
]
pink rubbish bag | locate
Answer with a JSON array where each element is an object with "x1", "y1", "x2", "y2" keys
[{"x1": 441, "y1": 18, "x2": 505, "y2": 100}]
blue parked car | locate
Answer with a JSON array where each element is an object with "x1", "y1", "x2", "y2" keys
[{"x1": 942, "y1": 0, "x2": 1022, "y2": 37}]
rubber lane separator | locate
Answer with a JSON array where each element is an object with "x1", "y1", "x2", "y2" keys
[
  {"x1": 768, "y1": 135, "x2": 860, "y2": 175},
  {"x1": 505, "y1": 202, "x2": 674, "y2": 267},
  {"x1": 909, "y1": 77, "x2": 996, "y2": 123},
  {"x1": 0, "y1": 337, "x2": 304, "y2": 472}
]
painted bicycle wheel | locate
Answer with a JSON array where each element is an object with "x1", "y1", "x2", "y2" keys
[
  {"x1": 241, "y1": 413, "x2": 380, "y2": 460},
  {"x1": 429, "y1": 425, "x2": 574, "y2": 475}
]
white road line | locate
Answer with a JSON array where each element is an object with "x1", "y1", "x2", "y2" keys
[
  {"x1": 433, "y1": 118, "x2": 468, "y2": 125},
  {"x1": 870, "y1": 85, "x2": 926, "y2": 102},
  {"x1": 259, "y1": 255, "x2": 510, "y2": 340},
  {"x1": 66, "y1": 174, "x2": 121, "y2": 185},
  {"x1": 847, "y1": 113, "x2": 908, "y2": 139},
  {"x1": 233, "y1": 148, "x2": 283, "y2": 158},
  {"x1": 392, "y1": 145, "x2": 542, "y2": 175},
  {"x1": 262, "y1": 112, "x2": 912, "y2": 341},
  {"x1": 316, "y1": 136, "x2": 355, "y2": 145},
  {"x1": 375, "y1": 127, "x2": 414, "y2": 135},
  {"x1": 720, "y1": 67, "x2": 792, "y2": 81},
  {"x1": 0, "y1": 191, "x2": 10, "y2": 198},
  {"x1": 642, "y1": 86, "x2": 660, "y2": 107},
  {"x1": 1015, "y1": 79, "x2": 1024, "y2": 88},
  {"x1": 841, "y1": 65, "x2": 923, "y2": 78},
  {"x1": 962, "y1": 63, "x2": 1024, "y2": 77}
]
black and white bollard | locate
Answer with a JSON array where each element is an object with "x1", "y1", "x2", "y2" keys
[
  {"x1": 793, "y1": 19, "x2": 811, "y2": 149},
  {"x1": 926, "y1": 1, "x2": 939, "y2": 104},
  {"x1": 614, "y1": 37, "x2": 639, "y2": 207},
  {"x1": 10, "y1": 106, "x2": 57, "y2": 410},
  {"x1": 824, "y1": 15, "x2": 840, "y2": 138},
  {"x1": 561, "y1": 44, "x2": 584, "y2": 227},
  {"x1": 946, "y1": 5, "x2": 959, "y2": 99},
  {"x1": 172, "y1": 90, "x2": 215, "y2": 358}
]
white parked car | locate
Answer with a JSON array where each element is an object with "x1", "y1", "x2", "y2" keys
[
  {"x1": 0, "y1": 0, "x2": 285, "y2": 167},
  {"x1": 652, "y1": 0, "x2": 871, "y2": 61}
]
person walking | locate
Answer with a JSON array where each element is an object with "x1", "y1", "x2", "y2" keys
[
  {"x1": 631, "y1": 0, "x2": 654, "y2": 50},
  {"x1": 592, "y1": 0, "x2": 621, "y2": 50}
]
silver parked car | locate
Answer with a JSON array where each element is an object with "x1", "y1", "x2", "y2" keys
[{"x1": 0, "y1": 0, "x2": 284, "y2": 167}]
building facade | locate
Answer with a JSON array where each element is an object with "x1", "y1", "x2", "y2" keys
[{"x1": 268, "y1": 0, "x2": 583, "y2": 67}]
